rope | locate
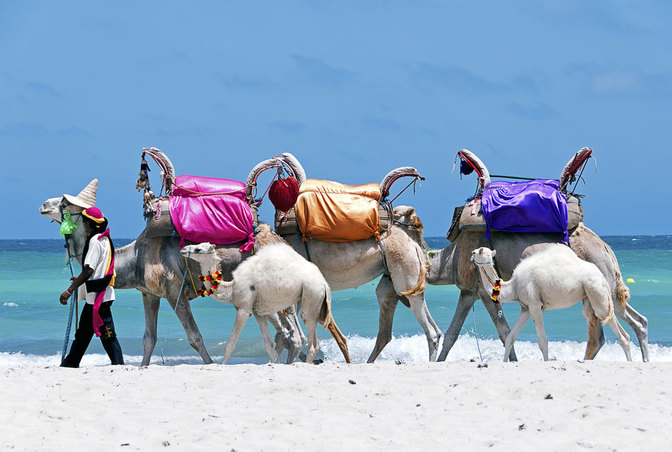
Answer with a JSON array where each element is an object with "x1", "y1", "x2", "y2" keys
[
  {"x1": 471, "y1": 266, "x2": 483, "y2": 362},
  {"x1": 160, "y1": 250, "x2": 191, "y2": 365},
  {"x1": 255, "y1": 167, "x2": 281, "y2": 207},
  {"x1": 388, "y1": 178, "x2": 420, "y2": 204},
  {"x1": 185, "y1": 256, "x2": 198, "y2": 295},
  {"x1": 61, "y1": 237, "x2": 78, "y2": 364}
]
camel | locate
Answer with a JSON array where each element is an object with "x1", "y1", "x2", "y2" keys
[
  {"x1": 39, "y1": 152, "x2": 303, "y2": 366},
  {"x1": 470, "y1": 245, "x2": 632, "y2": 361},
  {"x1": 246, "y1": 153, "x2": 442, "y2": 362},
  {"x1": 181, "y1": 224, "x2": 351, "y2": 364},
  {"x1": 425, "y1": 150, "x2": 649, "y2": 362}
]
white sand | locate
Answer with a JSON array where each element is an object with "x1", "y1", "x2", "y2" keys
[{"x1": 1, "y1": 361, "x2": 669, "y2": 451}]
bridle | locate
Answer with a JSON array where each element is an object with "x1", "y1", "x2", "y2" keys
[{"x1": 60, "y1": 205, "x2": 84, "y2": 260}]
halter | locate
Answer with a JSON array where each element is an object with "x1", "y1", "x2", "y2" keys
[{"x1": 60, "y1": 205, "x2": 84, "y2": 260}]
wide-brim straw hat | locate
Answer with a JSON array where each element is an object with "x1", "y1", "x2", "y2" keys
[{"x1": 63, "y1": 179, "x2": 98, "y2": 209}]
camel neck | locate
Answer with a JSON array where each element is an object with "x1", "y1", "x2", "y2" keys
[
  {"x1": 475, "y1": 263, "x2": 514, "y2": 302},
  {"x1": 426, "y1": 242, "x2": 459, "y2": 286},
  {"x1": 476, "y1": 263, "x2": 499, "y2": 291}
]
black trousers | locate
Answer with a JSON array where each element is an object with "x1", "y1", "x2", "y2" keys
[{"x1": 61, "y1": 300, "x2": 124, "y2": 368}]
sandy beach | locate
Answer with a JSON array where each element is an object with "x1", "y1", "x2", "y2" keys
[{"x1": 1, "y1": 361, "x2": 669, "y2": 451}]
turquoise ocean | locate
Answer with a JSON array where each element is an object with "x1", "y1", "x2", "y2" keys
[{"x1": 1, "y1": 236, "x2": 671, "y2": 367}]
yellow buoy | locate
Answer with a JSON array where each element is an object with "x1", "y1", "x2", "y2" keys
[{"x1": 626, "y1": 278, "x2": 635, "y2": 284}]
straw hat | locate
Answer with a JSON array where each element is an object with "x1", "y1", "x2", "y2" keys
[{"x1": 63, "y1": 179, "x2": 98, "y2": 209}]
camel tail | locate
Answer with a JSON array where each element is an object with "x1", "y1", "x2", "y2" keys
[
  {"x1": 615, "y1": 277, "x2": 630, "y2": 308},
  {"x1": 401, "y1": 247, "x2": 427, "y2": 298},
  {"x1": 319, "y1": 282, "x2": 351, "y2": 363},
  {"x1": 318, "y1": 282, "x2": 334, "y2": 329},
  {"x1": 601, "y1": 297, "x2": 615, "y2": 326}
]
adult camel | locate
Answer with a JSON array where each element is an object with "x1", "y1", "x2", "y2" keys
[
  {"x1": 39, "y1": 150, "x2": 303, "y2": 366},
  {"x1": 246, "y1": 153, "x2": 442, "y2": 362},
  {"x1": 425, "y1": 149, "x2": 649, "y2": 362}
]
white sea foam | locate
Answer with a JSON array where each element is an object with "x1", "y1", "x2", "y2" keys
[
  {"x1": 318, "y1": 334, "x2": 672, "y2": 363},
  {"x1": 2, "y1": 335, "x2": 670, "y2": 368},
  {"x1": 2, "y1": 302, "x2": 18, "y2": 307}
]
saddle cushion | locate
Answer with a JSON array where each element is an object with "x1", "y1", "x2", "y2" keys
[
  {"x1": 294, "y1": 179, "x2": 382, "y2": 242},
  {"x1": 481, "y1": 179, "x2": 569, "y2": 241},
  {"x1": 169, "y1": 175, "x2": 255, "y2": 251}
]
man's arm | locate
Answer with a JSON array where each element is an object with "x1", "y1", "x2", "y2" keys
[{"x1": 59, "y1": 265, "x2": 94, "y2": 305}]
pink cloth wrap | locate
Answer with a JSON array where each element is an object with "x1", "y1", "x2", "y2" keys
[
  {"x1": 169, "y1": 175, "x2": 255, "y2": 252},
  {"x1": 92, "y1": 229, "x2": 114, "y2": 337}
]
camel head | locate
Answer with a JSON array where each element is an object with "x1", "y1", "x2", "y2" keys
[
  {"x1": 253, "y1": 223, "x2": 285, "y2": 251},
  {"x1": 180, "y1": 242, "x2": 216, "y2": 258},
  {"x1": 392, "y1": 205, "x2": 427, "y2": 249},
  {"x1": 39, "y1": 196, "x2": 63, "y2": 223},
  {"x1": 470, "y1": 247, "x2": 496, "y2": 267},
  {"x1": 180, "y1": 242, "x2": 218, "y2": 274},
  {"x1": 39, "y1": 180, "x2": 98, "y2": 262}
]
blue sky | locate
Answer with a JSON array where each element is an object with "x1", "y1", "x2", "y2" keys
[{"x1": 1, "y1": 1, "x2": 670, "y2": 239}]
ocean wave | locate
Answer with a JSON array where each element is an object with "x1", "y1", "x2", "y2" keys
[{"x1": 2, "y1": 334, "x2": 670, "y2": 367}]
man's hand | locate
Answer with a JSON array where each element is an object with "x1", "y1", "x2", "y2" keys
[{"x1": 59, "y1": 288, "x2": 73, "y2": 305}]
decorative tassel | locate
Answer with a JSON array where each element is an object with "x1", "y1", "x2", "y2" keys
[
  {"x1": 269, "y1": 177, "x2": 299, "y2": 213},
  {"x1": 460, "y1": 159, "x2": 475, "y2": 176}
]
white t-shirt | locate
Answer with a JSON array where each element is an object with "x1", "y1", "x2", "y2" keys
[{"x1": 83, "y1": 233, "x2": 115, "y2": 305}]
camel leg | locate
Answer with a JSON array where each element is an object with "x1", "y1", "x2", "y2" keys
[
  {"x1": 141, "y1": 292, "x2": 160, "y2": 366},
  {"x1": 407, "y1": 293, "x2": 441, "y2": 361},
  {"x1": 302, "y1": 315, "x2": 319, "y2": 364},
  {"x1": 255, "y1": 313, "x2": 279, "y2": 363},
  {"x1": 170, "y1": 295, "x2": 213, "y2": 364},
  {"x1": 267, "y1": 312, "x2": 289, "y2": 355},
  {"x1": 480, "y1": 294, "x2": 517, "y2": 362},
  {"x1": 368, "y1": 275, "x2": 399, "y2": 363},
  {"x1": 528, "y1": 305, "x2": 549, "y2": 361},
  {"x1": 327, "y1": 320, "x2": 351, "y2": 363},
  {"x1": 222, "y1": 309, "x2": 250, "y2": 364},
  {"x1": 615, "y1": 302, "x2": 649, "y2": 362},
  {"x1": 504, "y1": 308, "x2": 531, "y2": 362},
  {"x1": 438, "y1": 291, "x2": 476, "y2": 361},
  {"x1": 285, "y1": 306, "x2": 307, "y2": 361},
  {"x1": 607, "y1": 317, "x2": 632, "y2": 361},
  {"x1": 268, "y1": 309, "x2": 304, "y2": 364},
  {"x1": 584, "y1": 308, "x2": 603, "y2": 361}
]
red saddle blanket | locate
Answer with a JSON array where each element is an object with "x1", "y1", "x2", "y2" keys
[
  {"x1": 295, "y1": 179, "x2": 382, "y2": 242},
  {"x1": 169, "y1": 175, "x2": 255, "y2": 252}
]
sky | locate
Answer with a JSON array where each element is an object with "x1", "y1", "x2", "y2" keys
[{"x1": 1, "y1": 0, "x2": 671, "y2": 239}]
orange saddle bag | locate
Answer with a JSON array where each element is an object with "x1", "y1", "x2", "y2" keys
[{"x1": 295, "y1": 179, "x2": 382, "y2": 242}]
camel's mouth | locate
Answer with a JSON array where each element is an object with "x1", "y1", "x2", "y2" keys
[{"x1": 39, "y1": 200, "x2": 62, "y2": 223}]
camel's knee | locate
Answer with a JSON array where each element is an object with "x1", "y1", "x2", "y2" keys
[
  {"x1": 143, "y1": 330, "x2": 157, "y2": 348},
  {"x1": 186, "y1": 332, "x2": 205, "y2": 351}
]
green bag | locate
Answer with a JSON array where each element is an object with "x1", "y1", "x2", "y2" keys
[{"x1": 60, "y1": 211, "x2": 78, "y2": 236}]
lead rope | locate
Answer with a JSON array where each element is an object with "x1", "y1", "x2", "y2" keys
[
  {"x1": 471, "y1": 266, "x2": 483, "y2": 362},
  {"x1": 61, "y1": 236, "x2": 78, "y2": 364},
  {"x1": 160, "y1": 250, "x2": 191, "y2": 365}
]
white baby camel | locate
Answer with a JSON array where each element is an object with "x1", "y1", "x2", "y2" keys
[
  {"x1": 470, "y1": 245, "x2": 632, "y2": 362},
  {"x1": 181, "y1": 226, "x2": 350, "y2": 364}
]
